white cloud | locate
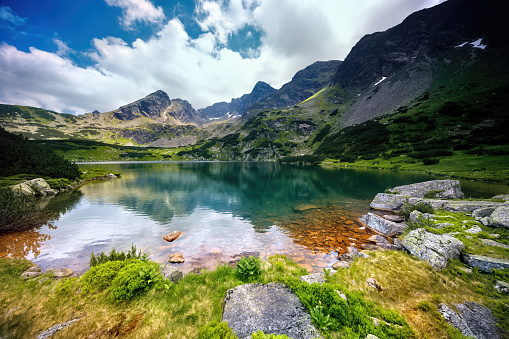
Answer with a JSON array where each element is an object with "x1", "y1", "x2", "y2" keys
[
  {"x1": 0, "y1": 5, "x2": 28, "y2": 27},
  {"x1": 0, "y1": 0, "x2": 443, "y2": 114},
  {"x1": 105, "y1": 0, "x2": 165, "y2": 29},
  {"x1": 53, "y1": 38, "x2": 74, "y2": 57}
]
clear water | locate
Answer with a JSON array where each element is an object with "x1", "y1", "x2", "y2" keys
[{"x1": 1, "y1": 162, "x2": 506, "y2": 274}]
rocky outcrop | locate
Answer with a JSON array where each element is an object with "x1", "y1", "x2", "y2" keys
[
  {"x1": 472, "y1": 207, "x2": 497, "y2": 218},
  {"x1": 12, "y1": 178, "x2": 57, "y2": 197},
  {"x1": 463, "y1": 254, "x2": 509, "y2": 273},
  {"x1": 442, "y1": 201, "x2": 503, "y2": 213},
  {"x1": 222, "y1": 283, "x2": 321, "y2": 339},
  {"x1": 489, "y1": 205, "x2": 509, "y2": 228},
  {"x1": 360, "y1": 213, "x2": 407, "y2": 236},
  {"x1": 401, "y1": 228, "x2": 464, "y2": 269},
  {"x1": 21, "y1": 266, "x2": 73, "y2": 279},
  {"x1": 387, "y1": 180, "x2": 463, "y2": 199},
  {"x1": 438, "y1": 302, "x2": 501, "y2": 339},
  {"x1": 369, "y1": 193, "x2": 408, "y2": 211}
]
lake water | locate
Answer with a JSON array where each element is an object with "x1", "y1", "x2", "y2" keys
[{"x1": 0, "y1": 162, "x2": 506, "y2": 274}]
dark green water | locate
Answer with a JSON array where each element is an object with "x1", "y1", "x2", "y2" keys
[{"x1": 1, "y1": 162, "x2": 506, "y2": 273}]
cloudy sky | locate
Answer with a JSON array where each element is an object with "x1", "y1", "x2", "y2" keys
[{"x1": 0, "y1": 0, "x2": 443, "y2": 114}]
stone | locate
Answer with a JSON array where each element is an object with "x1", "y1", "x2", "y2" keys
[
  {"x1": 369, "y1": 193, "x2": 408, "y2": 211},
  {"x1": 360, "y1": 213, "x2": 407, "y2": 236},
  {"x1": 382, "y1": 214, "x2": 403, "y2": 222},
  {"x1": 387, "y1": 180, "x2": 463, "y2": 199},
  {"x1": 11, "y1": 182, "x2": 34, "y2": 196},
  {"x1": 300, "y1": 273, "x2": 325, "y2": 285},
  {"x1": 465, "y1": 226, "x2": 482, "y2": 234},
  {"x1": 332, "y1": 261, "x2": 350, "y2": 270},
  {"x1": 293, "y1": 204, "x2": 320, "y2": 212},
  {"x1": 495, "y1": 280, "x2": 509, "y2": 293},
  {"x1": 456, "y1": 301, "x2": 501, "y2": 339},
  {"x1": 393, "y1": 238, "x2": 404, "y2": 250},
  {"x1": 365, "y1": 335, "x2": 380, "y2": 339},
  {"x1": 409, "y1": 210, "x2": 422, "y2": 223},
  {"x1": 336, "y1": 290, "x2": 348, "y2": 303},
  {"x1": 472, "y1": 207, "x2": 496, "y2": 218},
  {"x1": 345, "y1": 246, "x2": 359, "y2": 255},
  {"x1": 36, "y1": 318, "x2": 80, "y2": 339},
  {"x1": 492, "y1": 194, "x2": 509, "y2": 201},
  {"x1": 366, "y1": 278, "x2": 382, "y2": 291},
  {"x1": 163, "y1": 231, "x2": 181, "y2": 242},
  {"x1": 222, "y1": 283, "x2": 321, "y2": 339},
  {"x1": 168, "y1": 252, "x2": 185, "y2": 263},
  {"x1": 45, "y1": 268, "x2": 73, "y2": 278},
  {"x1": 435, "y1": 222, "x2": 454, "y2": 229},
  {"x1": 490, "y1": 233, "x2": 501, "y2": 238},
  {"x1": 367, "y1": 235, "x2": 390, "y2": 246},
  {"x1": 437, "y1": 303, "x2": 474, "y2": 338},
  {"x1": 489, "y1": 205, "x2": 509, "y2": 228},
  {"x1": 46, "y1": 189, "x2": 58, "y2": 196},
  {"x1": 105, "y1": 173, "x2": 117, "y2": 179},
  {"x1": 21, "y1": 271, "x2": 43, "y2": 279},
  {"x1": 401, "y1": 228, "x2": 464, "y2": 270},
  {"x1": 463, "y1": 254, "x2": 509, "y2": 273},
  {"x1": 456, "y1": 267, "x2": 472, "y2": 274},
  {"x1": 160, "y1": 265, "x2": 183, "y2": 282},
  {"x1": 361, "y1": 244, "x2": 382, "y2": 250},
  {"x1": 443, "y1": 201, "x2": 503, "y2": 213},
  {"x1": 480, "y1": 238, "x2": 509, "y2": 249},
  {"x1": 480, "y1": 217, "x2": 490, "y2": 226}
]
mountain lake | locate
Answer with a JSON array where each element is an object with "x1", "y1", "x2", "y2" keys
[{"x1": 1, "y1": 162, "x2": 507, "y2": 274}]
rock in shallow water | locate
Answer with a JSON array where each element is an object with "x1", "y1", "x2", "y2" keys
[
  {"x1": 222, "y1": 283, "x2": 321, "y2": 339},
  {"x1": 163, "y1": 231, "x2": 181, "y2": 242},
  {"x1": 168, "y1": 252, "x2": 185, "y2": 263}
]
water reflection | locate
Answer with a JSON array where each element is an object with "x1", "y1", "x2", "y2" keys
[{"x1": 1, "y1": 162, "x2": 507, "y2": 273}]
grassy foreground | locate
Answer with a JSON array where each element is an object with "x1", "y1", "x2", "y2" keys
[{"x1": 1, "y1": 251, "x2": 507, "y2": 339}]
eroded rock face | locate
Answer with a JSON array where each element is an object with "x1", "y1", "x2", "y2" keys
[
  {"x1": 463, "y1": 254, "x2": 509, "y2": 273},
  {"x1": 222, "y1": 283, "x2": 321, "y2": 339},
  {"x1": 387, "y1": 180, "x2": 463, "y2": 199},
  {"x1": 401, "y1": 228, "x2": 464, "y2": 269},
  {"x1": 489, "y1": 205, "x2": 509, "y2": 228},
  {"x1": 360, "y1": 213, "x2": 407, "y2": 236},
  {"x1": 438, "y1": 302, "x2": 501, "y2": 339}
]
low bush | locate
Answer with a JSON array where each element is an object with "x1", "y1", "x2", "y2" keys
[
  {"x1": 80, "y1": 260, "x2": 131, "y2": 294},
  {"x1": 399, "y1": 201, "x2": 434, "y2": 219},
  {"x1": 89, "y1": 244, "x2": 149, "y2": 267},
  {"x1": 110, "y1": 261, "x2": 162, "y2": 302},
  {"x1": 236, "y1": 256, "x2": 261, "y2": 281}
]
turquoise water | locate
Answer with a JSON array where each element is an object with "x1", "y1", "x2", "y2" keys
[{"x1": 1, "y1": 162, "x2": 506, "y2": 273}]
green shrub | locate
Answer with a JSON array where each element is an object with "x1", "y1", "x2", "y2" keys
[
  {"x1": 0, "y1": 188, "x2": 49, "y2": 231},
  {"x1": 423, "y1": 158, "x2": 440, "y2": 165},
  {"x1": 407, "y1": 215, "x2": 435, "y2": 231},
  {"x1": 236, "y1": 256, "x2": 261, "y2": 281},
  {"x1": 197, "y1": 322, "x2": 238, "y2": 339},
  {"x1": 399, "y1": 201, "x2": 434, "y2": 219},
  {"x1": 110, "y1": 261, "x2": 162, "y2": 302},
  {"x1": 81, "y1": 260, "x2": 130, "y2": 294},
  {"x1": 89, "y1": 244, "x2": 149, "y2": 267},
  {"x1": 55, "y1": 277, "x2": 79, "y2": 296}
]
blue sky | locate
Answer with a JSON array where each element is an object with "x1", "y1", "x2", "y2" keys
[{"x1": 0, "y1": 0, "x2": 443, "y2": 114}]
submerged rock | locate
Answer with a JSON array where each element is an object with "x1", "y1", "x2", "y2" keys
[
  {"x1": 401, "y1": 228, "x2": 464, "y2": 270},
  {"x1": 222, "y1": 283, "x2": 321, "y2": 339},
  {"x1": 163, "y1": 231, "x2": 181, "y2": 242},
  {"x1": 168, "y1": 252, "x2": 185, "y2": 263}
]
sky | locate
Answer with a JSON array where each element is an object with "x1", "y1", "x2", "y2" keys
[{"x1": 0, "y1": 0, "x2": 444, "y2": 115}]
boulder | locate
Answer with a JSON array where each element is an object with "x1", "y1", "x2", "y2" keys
[
  {"x1": 168, "y1": 252, "x2": 185, "y2": 263},
  {"x1": 160, "y1": 265, "x2": 183, "y2": 282},
  {"x1": 442, "y1": 201, "x2": 503, "y2": 213},
  {"x1": 465, "y1": 226, "x2": 482, "y2": 234},
  {"x1": 45, "y1": 268, "x2": 73, "y2": 279},
  {"x1": 105, "y1": 173, "x2": 118, "y2": 179},
  {"x1": 401, "y1": 228, "x2": 464, "y2": 270},
  {"x1": 463, "y1": 254, "x2": 509, "y2": 273},
  {"x1": 366, "y1": 278, "x2": 382, "y2": 291},
  {"x1": 409, "y1": 210, "x2": 422, "y2": 223},
  {"x1": 222, "y1": 283, "x2": 321, "y2": 339},
  {"x1": 21, "y1": 266, "x2": 42, "y2": 279},
  {"x1": 480, "y1": 239, "x2": 509, "y2": 250},
  {"x1": 387, "y1": 180, "x2": 463, "y2": 199},
  {"x1": 437, "y1": 303, "x2": 474, "y2": 338},
  {"x1": 382, "y1": 214, "x2": 404, "y2": 222},
  {"x1": 435, "y1": 222, "x2": 454, "y2": 229},
  {"x1": 489, "y1": 205, "x2": 509, "y2": 228},
  {"x1": 492, "y1": 194, "x2": 509, "y2": 201},
  {"x1": 332, "y1": 261, "x2": 350, "y2": 270},
  {"x1": 11, "y1": 178, "x2": 55, "y2": 197},
  {"x1": 163, "y1": 231, "x2": 181, "y2": 242},
  {"x1": 472, "y1": 207, "x2": 496, "y2": 218},
  {"x1": 369, "y1": 193, "x2": 408, "y2": 211},
  {"x1": 456, "y1": 302, "x2": 501, "y2": 339},
  {"x1": 495, "y1": 280, "x2": 509, "y2": 293},
  {"x1": 300, "y1": 273, "x2": 325, "y2": 285},
  {"x1": 360, "y1": 213, "x2": 407, "y2": 236}
]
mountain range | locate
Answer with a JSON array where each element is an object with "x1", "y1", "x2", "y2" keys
[{"x1": 0, "y1": 0, "x2": 508, "y2": 161}]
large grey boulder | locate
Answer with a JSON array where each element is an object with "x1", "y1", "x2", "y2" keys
[
  {"x1": 360, "y1": 213, "x2": 407, "y2": 236},
  {"x1": 222, "y1": 283, "x2": 321, "y2": 339},
  {"x1": 463, "y1": 254, "x2": 509, "y2": 273},
  {"x1": 472, "y1": 207, "x2": 496, "y2": 218},
  {"x1": 401, "y1": 228, "x2": 464, "y2": 269},
  {"x1": 442, "y1": 201, "x2": 503, "y2": 213},
  {"x1": 11, "y1": 178, "x2": 54, "y2": 197},
  {"x1": 438, "y1": 302, "x2": 501, "y2": 339},
  {"x1": 370, "y1": 193, "x2": 408, "y2": 211},
  {"x1": 492, "y1": 194, "x2": 509, "y2": 201},
  {"x1": 387, "y1": 180, "x2": 463, "y2": 199},
  {"x1": 489, "y1": 205, "x2": 509, "y2": 228}
]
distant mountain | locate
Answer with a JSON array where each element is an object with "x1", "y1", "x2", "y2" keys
[
  {"x1": 198, "y1": 81, "x2": 276, "y2": 120},
  {"x1": 250, "y1": 60, "x2": 341, "y2": 111}
]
